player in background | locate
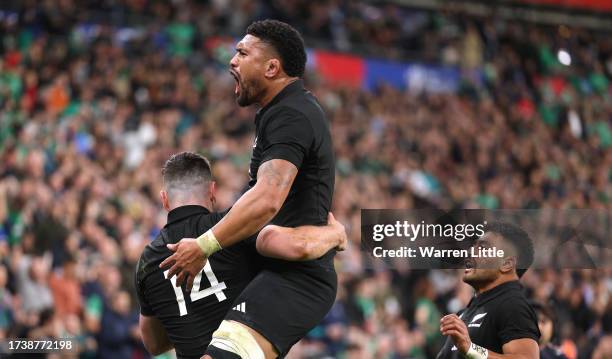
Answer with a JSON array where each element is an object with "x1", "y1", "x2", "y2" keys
[
  {"x1": 436, "y1": 222, "x2": 540, "y2": 359},
  {"x1": 160, "y1": 20, "x2": 338, "y2": 359},
  {"x1": 136, "y1": 152, "x2": 346, "y2": 358},
  {"x1": 530, "y1": 302, "x2": 568, "y2": 359}
]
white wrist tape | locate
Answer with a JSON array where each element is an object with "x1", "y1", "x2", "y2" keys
[
  {"x1": 195, "y1": 229, "x2": 222, "y2": 256},
  {"x1": 464, "y1": 342, "x2": 489, "y2": 359}
]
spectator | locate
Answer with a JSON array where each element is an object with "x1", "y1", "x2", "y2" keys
[
  {"x1": 13, "y1": 252, "x2": 53, "y2": 313},
  {"x1": 48, "y1": 255, "x2": 82, "y2": 318},
  {"x1": 98, "y1": 290, "x2": 139, "y2": 359},
  {"x1": 532, "y1": 301, "x2": 568, "y2": 359}
]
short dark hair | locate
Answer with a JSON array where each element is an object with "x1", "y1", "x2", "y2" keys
[
  {"x1": 162, "y1": 152, "x2": 212, "y2": 193},
  {"x1": 485, "y1": 221, "x2": 534, "y2": 278},
  {"x1": 530, "y1": 301, "x2": 554, "y2": 322},
  {"x1": 246, "y1": 19, "x2": 307, "y2": 78}
]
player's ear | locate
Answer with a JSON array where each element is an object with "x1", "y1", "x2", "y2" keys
[
  {"x1": 160, "y1": 190, "x2": 170, "y2": 211},
  {"x1": 264, "y1": 58, "x2": 281, "y2": 79},
  {"x1": 500, "y1": 256, "x2": 516, "y2": 275}
]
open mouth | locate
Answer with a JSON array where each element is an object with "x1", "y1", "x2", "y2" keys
[{"x1": 229, "y1": 70, "x2": 240, "y2": 95}]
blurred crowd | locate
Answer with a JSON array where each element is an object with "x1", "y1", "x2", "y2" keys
[{"x1": 0, "y1": 0, "x2": 610, "y2": 358}]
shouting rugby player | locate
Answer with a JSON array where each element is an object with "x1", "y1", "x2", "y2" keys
[{"x1": 160, "y1": 20, "x2": 337, "y2": 358}]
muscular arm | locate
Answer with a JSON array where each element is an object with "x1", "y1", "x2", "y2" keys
[
  {"x1": 211, "y1": 159, "x2": 297, "y2": 246},
  {"x1": 493, "y1": 339, "x2": 540, "y2": 359},
  {"x1": 139, "y1": 314, "x2": 173, "y2": 356},
  {"x1": 257, "y1": 213, "x2": 347, "y2": 261},
  {"x1": 160, "y1": 159, "x2": 297, "y2": 288}
]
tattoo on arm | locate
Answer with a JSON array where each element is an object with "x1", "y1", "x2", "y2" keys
[{"x1": 258, "y1": 160, "x2": 298, "y2": 188}]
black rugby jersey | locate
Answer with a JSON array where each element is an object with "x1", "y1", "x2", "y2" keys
[
  {"x1": 249, "y1": 79, "x2": 335, "y2": 229},
  {"x1": 436, "y1": 281, "x2": 540, "y2": 358},
  {"x1": 135, "y1": 205, "x2": 259, "y2": 359},
  {"x1": 220, "y1": 80, "x2": 338, "y2": 356}
]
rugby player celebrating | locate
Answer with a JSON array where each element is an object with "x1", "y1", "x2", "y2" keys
[
  {"x1": 160, "y1": 20, "x2": 337, "y2": 358},
  {"x1": 436, "y1": 222, "x2": 540, "y2": 359},
  {"x1": 136, "y1": 152, "x2": 345, "y2": 358}
]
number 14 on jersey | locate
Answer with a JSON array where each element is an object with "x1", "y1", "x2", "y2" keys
[{"x1": 164, "y1": 261, "x2": 227, "y2": 316}]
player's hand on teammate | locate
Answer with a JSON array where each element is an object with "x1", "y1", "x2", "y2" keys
[
  {"x1": 327, "y1": 212, "x2": 347, "y2": 252},
  {"x1": 440, "y1": 314, "x2": 471, "y2": 354},
  {"x1": 160, "y1": 238, "x2": 207, "y2": 291}
]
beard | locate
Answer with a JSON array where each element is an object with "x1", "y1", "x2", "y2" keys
[
  {"x1": 236, "y1": 77, "x2": 264, "y2": 107},
  {"x1": 462, "y1": 268, "x2": 499, "y2": 288}
]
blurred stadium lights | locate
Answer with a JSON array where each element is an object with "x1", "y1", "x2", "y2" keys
[{"x1": 557, "y1": 49, "x2": 571, "y2": 66}]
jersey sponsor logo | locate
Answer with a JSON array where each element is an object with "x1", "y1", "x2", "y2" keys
[
  {"x1": 253, "y1": 136, "x2": 258, "y2": 148},
  {"x1": 232, "y1": 302, "x2": 246, "y2": 313},
  {"x1": 468, "y1": 312, "x2": 488, "y2": 328}
]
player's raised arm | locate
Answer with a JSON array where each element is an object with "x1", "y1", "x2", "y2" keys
[{"x1": 256, "y1": 212, "x2": 346, "y2": 261}]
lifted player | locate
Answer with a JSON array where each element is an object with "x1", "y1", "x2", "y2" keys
[
  {"x1": 136, "y1": 152, "x2": 345, "y2": 358},
  {"x1": 436, "y1": 222, "x2": 540, "y2": 359},
  {"x1": 161, "y1": 20, "x2": 338, "y2": 358}
]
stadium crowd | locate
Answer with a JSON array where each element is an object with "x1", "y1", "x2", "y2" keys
[{"x1": 0, "y1": 0, "x2": 610, "y2": 358}]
